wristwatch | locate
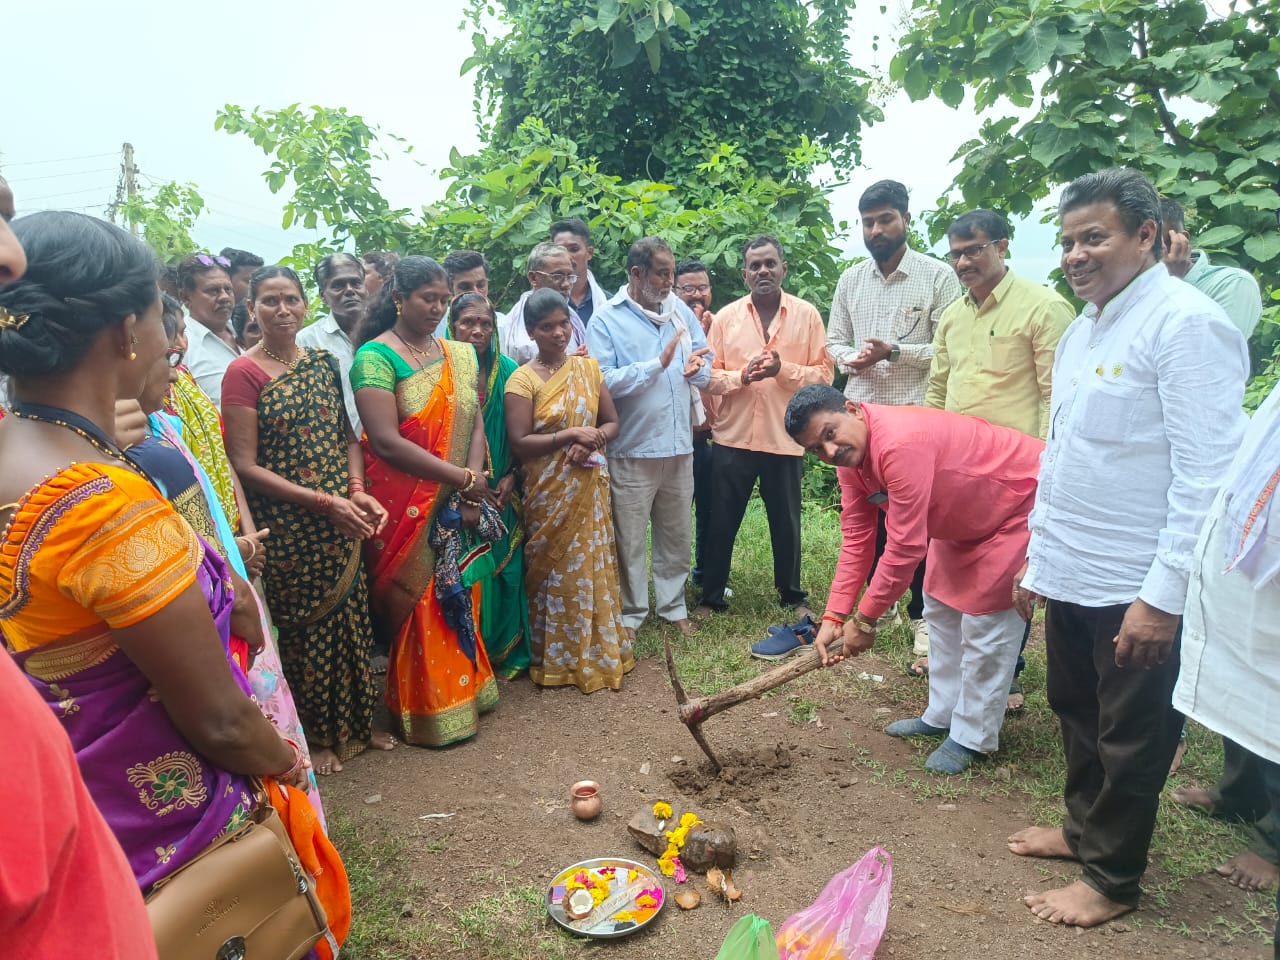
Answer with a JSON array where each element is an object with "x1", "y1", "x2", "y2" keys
[{"x1": 888, "y1": 343, "x2": 901, "y2": 363}]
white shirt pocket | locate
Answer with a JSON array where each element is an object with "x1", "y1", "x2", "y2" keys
[{"x1": 1076, "y1": 381, "x2": 1146, "y2": 443}]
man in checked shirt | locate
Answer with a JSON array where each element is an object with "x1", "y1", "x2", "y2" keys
[{"x1": 826, "y1": 180, "x2": 963, "y2": 669}]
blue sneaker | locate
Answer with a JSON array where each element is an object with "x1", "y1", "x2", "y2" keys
[
  {"x1": 750, "y1": 628, "x2": 813, "y2": 662},
  {"x1": 767, "y1": 614, "x2": 818, "y2": 640},
  {"x1": 884, "y1": 717, "x2": 949, "y2": 739},
  {"x1": 924, "y1": 737, "x2": 982, "y2": 775}
]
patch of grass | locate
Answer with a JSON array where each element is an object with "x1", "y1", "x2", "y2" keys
[
  {"x1": 444, "y1": 878, "x2": 581, "y2": 960},
  {"x1": 786, "y1": 694, "x2": 821, "y2": 724},
  {"x1": 331, "y1": 812, "x2": 584, "y2": 960},
  {"x1": 328, "y1": 812, "x2": 437, "y2": 960}
]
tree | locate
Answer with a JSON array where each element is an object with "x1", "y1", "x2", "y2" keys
[
  {"x1": 890, "y1": 0, "x2": 1280, "y2": 402},
  {"x1": 218, "y1": 104, "x2": 851, "y2": 311},
  {"x1": 463, "y1": 0, "x2": 881, "y2": 182},
  {"x1": 118, "y1": 181, "x2": 206, "y2": 262}
]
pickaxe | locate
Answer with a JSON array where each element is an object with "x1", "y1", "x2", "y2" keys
[{"x1": 663, "y1": 632, "x2": 848, "y2": 773}]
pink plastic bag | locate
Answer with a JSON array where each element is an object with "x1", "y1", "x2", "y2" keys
[{"x1": 775, "y1": 847, "x2": 892, "y2": 960}]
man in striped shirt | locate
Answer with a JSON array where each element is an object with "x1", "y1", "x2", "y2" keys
[{"x1": 826, "y1": 180, "x2": 963, "y2": 664}]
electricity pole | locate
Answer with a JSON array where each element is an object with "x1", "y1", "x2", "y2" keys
[{"x1": 108, "y1": 142, "x2": 139, "y2": 232}]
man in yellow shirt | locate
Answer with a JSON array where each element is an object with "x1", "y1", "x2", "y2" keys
[
  {"x1": 926, "y1": 208, "x2": 1074, "y2": 704},
  {"x1": 926, "y1": 209, "x2": 1074, "y2": 440}
]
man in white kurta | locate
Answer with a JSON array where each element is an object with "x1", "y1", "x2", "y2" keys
[{"x1": 1173, "y1": 381, "x2": 1280, "y2": 912}]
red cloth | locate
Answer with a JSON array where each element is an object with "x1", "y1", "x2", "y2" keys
[
  {"x1": 220, "y1": 355, "x2": 274, "y2": 409},
  {"x1": 827, "y1": 404, "x2": 1043, "y2": 618},
  {"x1": 0, "y1": 652, "x2": 157, "y2": 959}
]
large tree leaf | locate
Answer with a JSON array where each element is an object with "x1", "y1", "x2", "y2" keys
[
  {"x1": 1244, "y1": 233, "x2": 1280, "y2": 263},
  {"x1": 1013, "y1": 19, "x2": 1059, "y2": 73}
]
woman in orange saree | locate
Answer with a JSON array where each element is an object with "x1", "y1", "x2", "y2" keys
[{"x1": 354, "y1": 256, "x2": 500, "y2": 746}]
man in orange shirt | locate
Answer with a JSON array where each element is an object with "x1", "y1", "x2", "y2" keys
[{"x1": 695, "y1": 236, "x2": 834, "y2": 617}]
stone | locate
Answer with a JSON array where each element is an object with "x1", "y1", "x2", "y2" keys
[{"x1": 682, "y1": 822, "x2": 738, "y2": 871}]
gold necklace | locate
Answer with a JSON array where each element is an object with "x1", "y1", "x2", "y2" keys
[
  {"x1": 537, "y1": 354, "x2": 567, "y2": 373},
  {"x1": 393, "y1": 329, "x2": 437, "y2": 367},
  {"x1": 262, "y1": 343, "x2": 303, "y2": 369}
]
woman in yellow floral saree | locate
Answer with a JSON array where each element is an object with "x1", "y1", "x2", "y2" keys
[
  {"x1": 354, "y1": 257, "x2": 501, "y2": 746},
  {"x1": 504, "y1": 289, "x2": 634, "y2": 693}
]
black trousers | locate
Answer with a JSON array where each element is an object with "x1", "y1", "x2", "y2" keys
[
  {"x1": 700, "y1": 444, "x2": 806, "y2": 609},
  {"x1": 1211, "y1": 737, "x2": 1279, "y2": 863},
  {"x1": 869, "y1": 510, "x2": 925, "y2": 620},
  {"x1": 1257, "y1": 756, "x2": 1280, "y2": 959},
  {"x1": 1045, "y1": 599, "x2": 1184, "y2": 905},
  {"x1": 691, "y1": 433, "x2": 713, "y2": 579}
]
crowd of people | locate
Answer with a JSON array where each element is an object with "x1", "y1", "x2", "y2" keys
[{"x1": 0, "y1": 160, "x2": 1277, "y2": 957}]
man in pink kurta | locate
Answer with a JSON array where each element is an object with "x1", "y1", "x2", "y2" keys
[{"x1": 785, "y1": 385, "x2": 1042, "y2": 773}]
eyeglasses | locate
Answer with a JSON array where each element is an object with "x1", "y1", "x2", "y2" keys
[
  {"x1": 195, "y1": 254, "x2": 231, "y2": 268},
  {"x1": 676, "y1": 283, "x2": 711, "y2": 295},
  {"x1": 166, "y1": 348, "x2": 185, "y2": 369},
  {"x1": 533, "y1": 270, "x2": 578, "y2": 285},
  {"x1": 945, "y1": 242, "x2": 995, "y2": 263}
]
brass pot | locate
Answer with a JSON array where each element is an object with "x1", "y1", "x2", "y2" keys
[{"x1": 570, "y1": 780, "x2": 603, "y2": 820}]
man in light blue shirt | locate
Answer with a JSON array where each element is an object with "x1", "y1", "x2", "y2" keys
[
  {"x1": 1160, "y1": 198, "x2": 1263, "y2": 340},
  {"x1": 587, "y1": 236, "x2": 712, "y2": 638}
]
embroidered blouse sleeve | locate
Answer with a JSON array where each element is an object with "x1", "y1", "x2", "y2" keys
[
  {"x1": 350, "y1": 345, "x2": 398, "y2": 393},
  {"x1": 55, "y1": 483, "x2": 202, "y2": 629}
]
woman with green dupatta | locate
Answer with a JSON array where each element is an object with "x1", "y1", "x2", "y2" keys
[
  {"x1": 354, "y1": 257, "x2": 501, "y2": 747},
  {"x1": 446, "y1": 292, "x2": 531, "y2": 678}
]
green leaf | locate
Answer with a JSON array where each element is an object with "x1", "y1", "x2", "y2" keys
[
  {"x1": 1013, "y1": 19, "x2": 1058, "y2": 73},
  {"x1": 644, "y1": 35, "x2": 662, "y2": 72},
  {"x1": 1091, "y1": 25, "x2": 1133, "y2": 68},
  {"x1": 634, "y1": 17, "x2": 657, "y2": 44},
  {"x1": 1193, "y1": 224, "x2": 1245, "y2": 247},
  {"x1": 1222, "y1": 157, "x2": 1257, "y2": 183},
  {"x1": 1241, "y1": 189, "x2": 1280, "y2": 211},
  {"x1": 902, "y1": 61, "x2": 929, "y2": 100},
  {"x1": 940, "y1": 78, "x2": 965, "y2": 107},
  {"x1": 1244, "y1": 233, "x2": 1280, "y2": 262},
  {"x1": 1028, "y1": 122, "x2": 1079, "y2": 168}
]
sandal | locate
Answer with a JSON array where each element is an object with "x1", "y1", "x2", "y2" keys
[
  {"x1": 907, "y1": 656, "x2": 929, "y2": 678},
  {"x1": 1006, "y1": 679, "x2": 1025, "y2": 715}
]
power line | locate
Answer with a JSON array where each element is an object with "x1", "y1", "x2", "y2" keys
[
  {"x1": 21, "y1": 185, "x2": 117, "y2": 204},
  {"x1": 5, "y1": 166, "x2": 118, "y2": 184},
  {"x1": 0, "y1": 152, "x2": 118, "y2": 168}
]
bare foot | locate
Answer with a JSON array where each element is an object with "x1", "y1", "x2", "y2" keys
[
  {"x1": 1215, "y1": 851, "x2": 1279, "y2": 891},
  {"x1": 670, "y1": 618, "x2": 697, "y2": 636},
  {"x1": 692, "y1": 605, "x2": 714, "y2": 620},
  {"x1": 1024, "y1": 881, "x2": 1133, "y2": 927},
  {"x1": 1168, "y1": 738, "x2": 1188, "y2": 775},
  {"x1": 1006, "y1": 690, "x2": 1025, "y2": 711},
  {"x1": 370, "y1": 731, "x2": 397, "y2": 751},
  {"x1": 1170, "y1": 786, "x2": 1215, "y2": 814},
  {"x1": 623, "y1": 626, "x2": 636, "y2": 642},
  {"x1": 1008, "y1": 826, "x2": 1077, "y2": 859},
  {"x1": 907, "y1": 656, "x2": 929, "y2": 678},
  {"x1": 311, "y1": 747, "x2": 343, "y2": 776}
]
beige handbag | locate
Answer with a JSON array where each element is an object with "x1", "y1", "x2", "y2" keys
[{"x1": 145, "y1": 801, "x2": 329, "y2": 960}]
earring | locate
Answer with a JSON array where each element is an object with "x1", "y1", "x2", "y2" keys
[
  {"x1": 129, "y1": 335, "x2": 138, "y2": 361},
  {"x1": 395, "y1": 301, "x2": 402, "y2": 319}
]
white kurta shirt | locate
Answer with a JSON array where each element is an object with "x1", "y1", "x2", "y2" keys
[
  {"x1": 184, "y1": 318, "x2": 241, "y2": 408},
  {"x1": 1021, "y1": 264, "x2": 1249, "y2": 614},
  {"x1": 297, "y1": 314, "x2": 361, "y2": 436},
  {"x1": 1174, "y1": 383, "x2": 1280, "y2": 765}
]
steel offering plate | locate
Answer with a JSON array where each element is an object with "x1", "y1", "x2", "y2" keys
[{"x1": 545, "y1": 856, "x2": 665, "y2": 939}]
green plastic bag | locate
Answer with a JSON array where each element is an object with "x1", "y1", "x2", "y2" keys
[{"x1": 715, "y1": 914, "x2": 782, "y2": 960}]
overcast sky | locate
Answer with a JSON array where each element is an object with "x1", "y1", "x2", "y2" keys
[{"x1": 3, "y1": 0, "x2": 1060, "y2": 287}]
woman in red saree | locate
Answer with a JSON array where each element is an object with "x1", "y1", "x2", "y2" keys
[{"x1": 354, "y1": 256, "x2": 500, "y2": 746}]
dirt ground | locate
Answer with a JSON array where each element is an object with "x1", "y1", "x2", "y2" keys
[{"x1": 321, "y1": 651, "x2": 1272, "y2": 960}]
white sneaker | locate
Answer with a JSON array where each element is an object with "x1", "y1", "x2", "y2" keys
[
  {"x1": 724, "y1": 586, "x2": 734, "y2": 599},
  {"x1": 911, "y1": 618, "x2": 929, "y2": 656},
  {"x1": 884, "y1": 606, "x2": 904, "y2": 628}
]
